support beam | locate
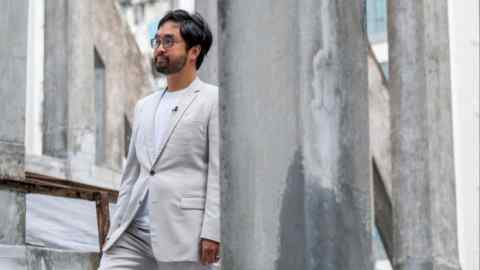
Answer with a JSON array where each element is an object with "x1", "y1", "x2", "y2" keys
[
  {"x1": 95, "y1": 191, "x2": 110, "y2": 250},
  {"x1": 388, "y1": 1, "x2": 462, "y2": 269},
  {"x1": 219, "y1": 0, "x2": 371, "y2": 269}
]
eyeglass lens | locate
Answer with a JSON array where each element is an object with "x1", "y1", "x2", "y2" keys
[{"x1": 151, "y1": 36, "x2": 175, "y2": 49}]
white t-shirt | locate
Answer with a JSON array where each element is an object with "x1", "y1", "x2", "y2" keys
[
  {"x1": 154, "y1": 90, "x2": 184, "y2": 149},
  {"x1": 132, "y1": 89, "x2": 185, "y2": 230}
]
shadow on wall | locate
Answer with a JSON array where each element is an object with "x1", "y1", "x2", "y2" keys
[{"x1": 276, "y1": 149, "x2": 305, "y2": 270}]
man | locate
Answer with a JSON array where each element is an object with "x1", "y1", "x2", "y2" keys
[{"x1": 99, "y1": 10, "x2": 220, "y2": 270}]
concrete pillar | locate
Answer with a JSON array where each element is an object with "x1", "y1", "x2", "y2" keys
[
  {"x1": 43, "y1": 0, "x2": 69, "y2": 158},
  {"x1": 0, "y1": 1, "x2": 29, "y2": 267},
  {"x1": 388, "y1": 1, "x2": 462, "y2": 269},
  {"x1": 65, "y1": 0, "x2": 96, "y2": 180},
  {"x1": 219, "y1": 0, "x2": 371, "y2": 269},
  {"x1": 195, "y1": 0, "x2": 218, "y2": 85},
  {"x1": 0, "y1": 0, "x2": 29, "y2": 180},
  {"x1": 44, "y1": 0, "x2": 96, "y2": 178}
]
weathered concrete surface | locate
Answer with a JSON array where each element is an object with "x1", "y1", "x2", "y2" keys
[
  {"x1": 388, "y1": 0, "x2": 462, "y2": 269},
  {"x1": 298, "y1": 1, "x2": 371, "y2": 269},
  {"x1": 0, "y1": 245, "x2": 27, "y2": 269},
  {"x1": 43, "y1": 0, "x2": 101, "y2": 182},
  {"x1": 219, "y1": 0, "x2": 371, "y2": 269},
  {"x1": 0, "y1": 189, "x2": 25, "y2": 245},
  {"x1": 43, "y1": 0, "x2": 68, "y2": 159},
  {"x1": 0, "y1": 0, "x2": 28, "y2": 180},
  {"x1": 42, "y1": 0, "x2": 152, "y2": 185},
  {"x1": 43, "y1": 0, "x2": 96, "y2": 179},
  {"x1": 196, "y1": 0, "x2": 219, "y2": 85},
  {"x1": 65, "y1": 0, "x2": 97, "y2": 183},
  {"x1": 94, "y1": 0, "x2": 153, "y2": 172},
  {"x1": 219, "y1": 1, "x2": 300, "y2": 268},
  {"x1": 26, "y1": 247, "x2": 99, "y2": 270},
  {"x1": 0, "y1": 244, "x2": 100, "y2": 270}
]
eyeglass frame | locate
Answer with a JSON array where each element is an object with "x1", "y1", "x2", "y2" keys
[{"x1": 150, "y1": 35, "x2": 184, "y2": 49}]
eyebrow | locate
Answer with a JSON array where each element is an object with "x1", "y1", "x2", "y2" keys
[{"x1": 155, "y1": 33, "x2": 175, "y2": 39}]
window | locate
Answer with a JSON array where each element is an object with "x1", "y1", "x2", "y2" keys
[{"x1": 95, "y1": 48, "x2": 106, "y2": 166}]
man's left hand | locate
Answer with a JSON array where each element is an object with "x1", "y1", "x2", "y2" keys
[{"x1": 200, "y1": 238, "x2": 220, "y2": 265}]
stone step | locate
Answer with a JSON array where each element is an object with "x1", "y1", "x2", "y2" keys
[{"x1": 0, "y1": 244, "x2": 99, "y2": 270}]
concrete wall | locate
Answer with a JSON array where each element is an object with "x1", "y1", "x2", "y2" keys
[
  {"x1": 0, "y1": 189, "x2": 25, "y2": 246},
  {"x1": 94, "y1": 0, "x2": 153, "y2": 172},
  {"x1": 35, "y1": 0, "x2": 153, "y2": 189}
]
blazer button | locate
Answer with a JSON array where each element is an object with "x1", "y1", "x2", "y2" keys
[{"x1": 149, "y1": 170, "x2": 155, "y2": 176}]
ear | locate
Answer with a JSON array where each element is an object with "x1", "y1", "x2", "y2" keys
[{"x1": 188, "y1": 45, "x2": 201, "y2": 61}]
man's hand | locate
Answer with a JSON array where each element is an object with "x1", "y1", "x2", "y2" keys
[{"x1": 200, "y1": 238, "x2": 220, "y2": 265}]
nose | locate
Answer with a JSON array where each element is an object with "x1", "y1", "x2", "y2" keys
[{"x1": 154, "y1": 45, "x2": 166, "y2": 57}]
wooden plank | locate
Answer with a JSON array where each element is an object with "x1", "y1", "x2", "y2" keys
[
  {"x1": 0, "y1": 172, "x2": 118, "y2": 202},
  {"x1": 95, "y1": 192, "x2": 110, "y2": 251}
]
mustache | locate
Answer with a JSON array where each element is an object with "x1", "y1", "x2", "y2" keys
[{"x1": 155, "y1": 55, "x2": 167, "y2": 61}]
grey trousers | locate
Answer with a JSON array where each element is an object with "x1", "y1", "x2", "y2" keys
[{"x1": 98, "y1": 225, "x2": 212, "y2": 270}]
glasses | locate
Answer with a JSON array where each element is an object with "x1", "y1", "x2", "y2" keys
[{"x1": 150, "y1": 35, "x2": 181, "y2": 49}]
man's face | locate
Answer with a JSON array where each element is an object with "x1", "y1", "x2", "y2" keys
[{"x1": 153, "y1": 21, "x2": 188, "y2": 75}]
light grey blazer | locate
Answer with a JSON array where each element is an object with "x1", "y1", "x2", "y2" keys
[{"x1": 102, "y1": 78, "x2": 220, "y2": 262}]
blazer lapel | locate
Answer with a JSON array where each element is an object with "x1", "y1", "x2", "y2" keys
[{"x1": 151, "y1": 87, "x2": 201, "y2": 169}]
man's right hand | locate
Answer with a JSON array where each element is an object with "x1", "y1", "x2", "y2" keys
[{"x1": 199, "y1": 238, "x2": 220, "y2": 265}]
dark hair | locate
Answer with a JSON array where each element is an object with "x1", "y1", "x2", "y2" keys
[{"x1": 157, "y1": 10, "x2": 212, "y2": 70}]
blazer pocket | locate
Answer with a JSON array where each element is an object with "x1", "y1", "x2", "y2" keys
[{"x1": 180, "y1": 197, "x2": 206, "y2": 210}]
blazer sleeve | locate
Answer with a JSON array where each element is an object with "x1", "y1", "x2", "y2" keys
[
  {"x1": 107, "y1": 102, "x2": 142, "y2": 236},
  {"x1": 200, "y1": 92, "x2": 220, "y2": 243}
]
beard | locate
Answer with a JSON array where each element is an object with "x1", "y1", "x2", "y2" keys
[{"x1": 154, "y1": 53, "x2": 187, "y2": 75}]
